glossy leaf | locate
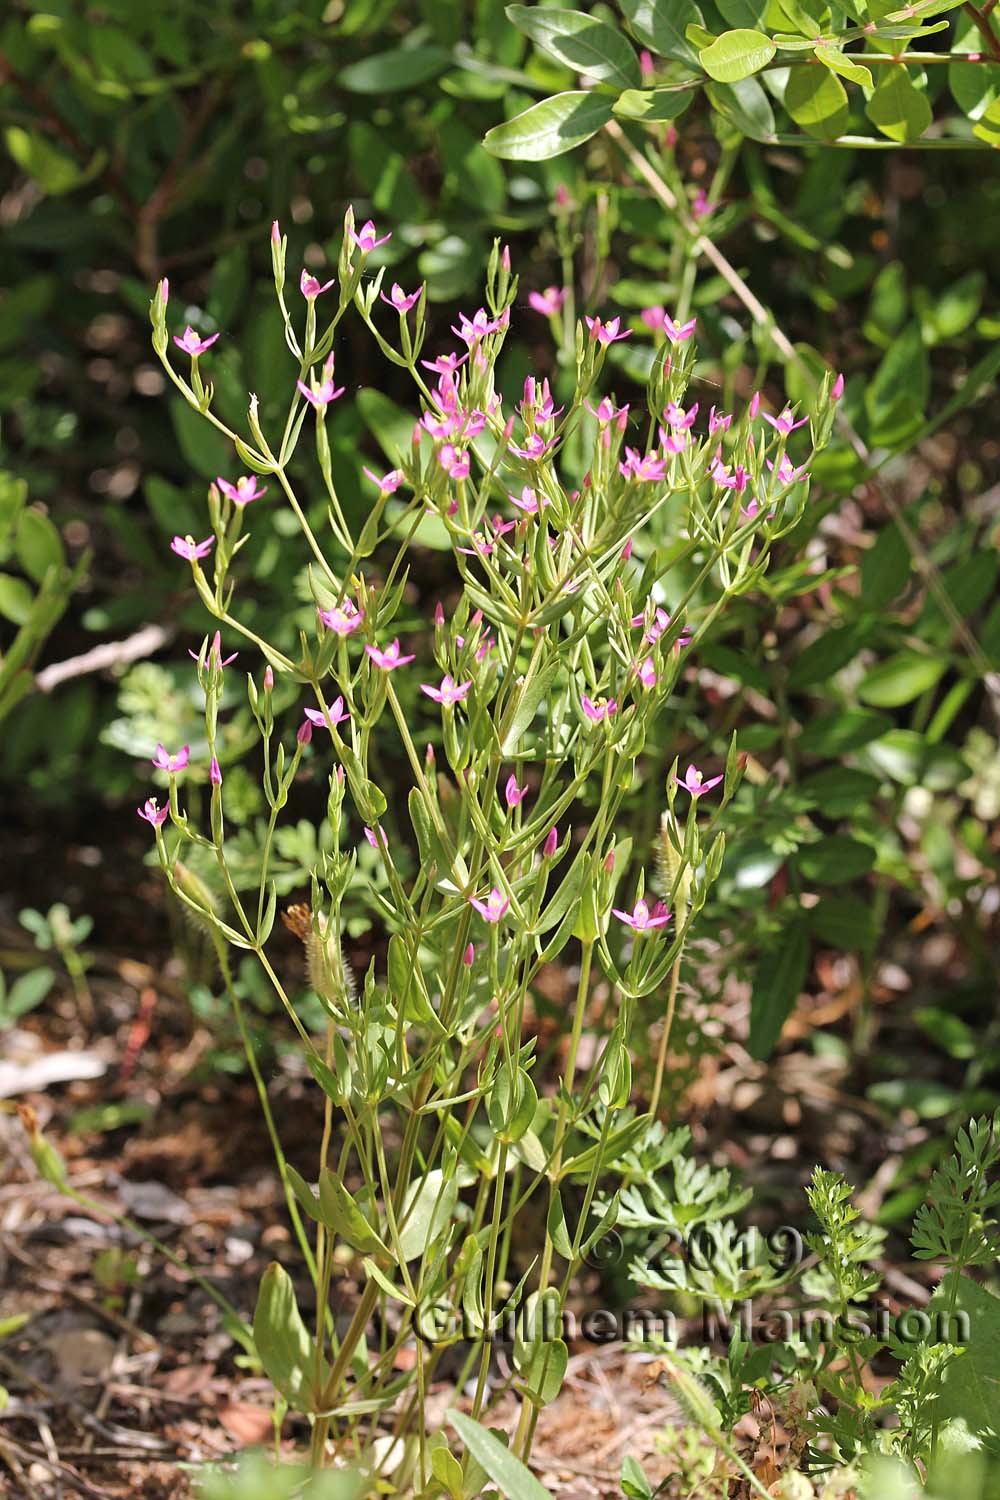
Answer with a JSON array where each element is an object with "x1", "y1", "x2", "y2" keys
[
  {"x1": 484, "y1": 91, "x2": 614, "y2": 160},
  {"x1": 506, "y1": 6, "x2": 641, "y2": 89},
  {"x1": 699, "y1": 29, "x2": 776, "y2": 83}
]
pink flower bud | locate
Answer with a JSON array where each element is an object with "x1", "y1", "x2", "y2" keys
[
  {"x1": 297, "y1": 717, "x2": 313, "y2": 745},
  {"x1": 832, "y1": 372, "x2": 844, "y2": 401},
  {"x1": 664, "y1": 125, "x2": 678, "y2": 149},
  {"x1": 621, "y1": 537, "x2": 633, "y2": 561},
  {"x1": 264, "y1": 666, "x2": 274, "y2": 692},
  {"x1": 158, "y1": 277, "x2": 169, "y2": 306},
  {"x1": 434, "y1": 601, "x2": 445, "y2": 627},
  {"x1": 426, "y1": 743, "x2": 435, "y2": 765},
  {"x1": 543, "y1": 826, "x2": 558, "y2": 857},
  {"x1": 210, "y1": 756, "x2": 222, "y2": 786},
  {"x1": 640, "y1": 48, "x2": 654, "y2": 77},
  {"x1": 463, "y1": 943, "x2": 475, "y2": 966},
  {"x1": 271, "y1": 220, "x2": 281, "y2": 244},
  {"x1": 604, "y1": 848, "x2": 616, "y2": 873},
  {"x1": 749, "y1": 392, "x2": 760, "y2": 420},
  {"x1": 501, "y1": 244, "x2": 511, "y2": 271}
]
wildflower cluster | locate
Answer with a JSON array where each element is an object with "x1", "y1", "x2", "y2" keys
[{"x1": 142, "y1": 209, "x2": 837, "y2": 1476}]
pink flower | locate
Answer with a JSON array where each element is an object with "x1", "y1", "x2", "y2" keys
[
  {"x1": 528, "y1": 287, "x2": 567, "y2": 317},
  {"x1": 137, "y1": 797, "x2": 169, "y2": 827},
  {"x1": 173, "y1": 326, "x2": 219, "y2": 356},
  {"x1": 662, "y1": 313, "x2": 697, "y2": 344},
  {"x1": 421, "y1": 675, "x2": 472, "y2": 706},
  {"x1": 633, "y1": 607, "x2": 691, "y2": 648},
  {"x1": 381, "y1": 283, "x2": 422, "y2": 314},
  {"x1": 708, "y1": 406, "x2": 731, "y2": 436},
  {"x1": 364, "y1": 826, "x2": 387, "y2": 850},
  {"x1": 663, "y1": 400, "x2": 698, "y2": 430},
  {"x1": 349, "y1": 218, "x2": 391, "y2": 252},
  {"x1": 504, "y1": 773, "x2": 527, "y2": 808},
  {"x1": 509, "y1": 486, "x2": 546, "y2": 515},
  {"x1": 171, "y1": 534, "x2": 214, "y2": 562},
  {"x1": 585, "y1": 315, "x2": 631, "y2": 346},
  {"x1": 318, "y1": 600, "x2": 363, "y2": 636},
  {"x1": 297, "y1": 717, "x2": 313, "y2": 745},
  {"x1": 188, "y1": 630, "x2": 237, "y2": 668},
  {"x1": 660, "y1": 428, "x2": 688, "y2": 456},
  {"x1": 675, "y1": 764, "x2": 724, "y2": 796},
  {"x1": 469, "y1": 887, "x2": 510, "y2": 923},
  {"x1": 613, "y1": 897, "x2": 671, "y2": 932},
  {"x1": 582, "y1": 695, "x2": 617, "y2": 723},
  {"x1": 620, "y1": 447, "x2": 666, "y2": 483},
  {"x1": 586, "y1": 396, "x2": 629, "y2": 427},
  {"x1": 421, "y1": 351, "x2": 468, "y2": 376},
  {"x1": 767, "y1": 454, "x2": 808, "y2": 485},
  {"x1": 366, "y1": 639, "x2": 415, "y2": 670},
  {"x1": 152, "y1": 744, "x2": 190, "y2": 774},
  {"x1": 640, "y1": 306, "x2": 667, "y2": 334},
  {"x1": 543, "y1": 826, "x2": 559, "y2": 857},
  {"x1": 297, "y1": 354, "x2": 345, "y2": 411},
  {"x1": 691, "y1": 188, "x2": 713, "y2": 220},
  {"x1": 439, "y1": 444, "x2": 470, "y2": 480},
  {"x1": 300, "y1": 269, "x2": 335, "y2": 299},
  {"x1": 509, "y1": 433, "x2": 553, "y2": 462},
  {"x1": 763, "y1": 407, "x2": 808, "y2": 437},
  {"x1": 740, "y1": 496, "x2": 774, "y2": 522},
  {"x1": 749, "y1": 392, "x2": 761, "y2": 420},
  {"x1": 210, "y1": 756, "x2": 222, "y2": 787},
  {"x1": 637, "y1": 657, "x2": 657, "y2": 689},
  {"x1": 363, "y1": 466, "x2": 404, "y2": 494},
  {"x1": 217, "y1": 475, "x2": 268, "y2": 507},
  {"x1": 452, "y1": 307, "x2": 507, "y2": 346},
  {"x1": 304, "y1": 698, "x2": 349, "y2": 730}
]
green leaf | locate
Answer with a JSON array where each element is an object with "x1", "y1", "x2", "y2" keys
[
  {"x1": 0, "y1": 965, "x2": 55, "y2": 1025},
  {"x1": 500, "y1": 661, "x2": 559, "y2": 753},
  {"x1": 448, "y1": 1411, "x2": 554, "y2": 1500},
  {"x1": 484, "y1": 92, "x2": 614, "y2": 161},
  {"x1": 619, "y1": 0, "x2": 706, "y2": 67},
  {"x1": 784, "y1": 63, "x2": 849, "y2": 140},
  {"x1": 4, "y1": 127, "x2": 86, "y2": 196},
  {"x1": 815, "y1": 46, "x2": 872, "y2": 88},
  {"x1": 399, "y1": 1170, "x2": 458, "y2": 1260},
  {"x1": 857, "y1": 654, "x2": 947, "y2": 708},
  {"x1": 506, "y1": 6, "x2": 641, "y2": 89},
  {"x1": 798, "y1": 709, "x2": 892, "y2": 756},
  {"x1": 866, "y1": 66, "x2": 932, "y2": 143},
  {"x1": 16, "y1": 509, "x2": 64, "y2": 583},
  {"x1": 929, "y1": 1275, "x2": 1000, "y2": 1441},
  {"x1": 338, "y1": 45, "x2": 451, "y2": 93},
  {"x1": 865, "y1": 323, "x2": 930, "y2": 450},
  {"x1": 706, "y1": 76, "x2": 776, "y2": 139},
  {"x1": 787, "y1": 621, "x2": 870, "y2": 689},
  {"x1": 253, "y1": 1263, "x2": 319, "y2": 1410},
  {"x1": 861, "y1": 521, "x2": 910, "y2": 608},
  {"x1": 748, "y1": 922, "x2": 809, "y2": 1059},
  {"x1": 0, "y1": 574, "x2": 34, "y2": 626},
  {"x1": 613, "y1": 87, "x2": 694, "y2": 121},
  {"x1": 808, "y1": 894, "x2": 878, "y2": 953},
  {"x1": 798, "y1": 835, "x2": 876, "y2": 885},
  {"x1": 798, "y1": 767, "x2": 881, "y2": 816},
  {"x1": 699, "y1": 29, "x2": 776, "y2": 83}
]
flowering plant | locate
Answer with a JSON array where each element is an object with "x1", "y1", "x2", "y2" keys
[{"x1": 141, "y1": 207, "x2": 837, "y2": 1486}]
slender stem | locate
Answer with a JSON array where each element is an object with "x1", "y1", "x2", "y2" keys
[{"x1": 649, "y1": 953, "x2": 681, "y2": 1121}]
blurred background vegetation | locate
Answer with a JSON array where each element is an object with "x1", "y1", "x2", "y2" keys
[{"x1": 1, "y1": 0, "x2": 999, "y2": 1161}]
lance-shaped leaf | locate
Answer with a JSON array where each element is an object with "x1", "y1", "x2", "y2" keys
[
  {"x1": 620, "y1": 0, "x2": 706, "y2": 68},
  {"x1": 448, "y1": 1411, "x2": 554, "y2": 1500},
  {"x1": 253, "y1": 1262, "x2": 323, "y2": 1410},
  {"x1": 507, "y1": 6, "x2": 641, "y2": 90},
  {"x1": 484, "y1": 92, "x2": 614, "y2": 161}
]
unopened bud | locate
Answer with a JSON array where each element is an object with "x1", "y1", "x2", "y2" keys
[{"x1": 543, "y1": 826, "x2": 558, "y2": 858}]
